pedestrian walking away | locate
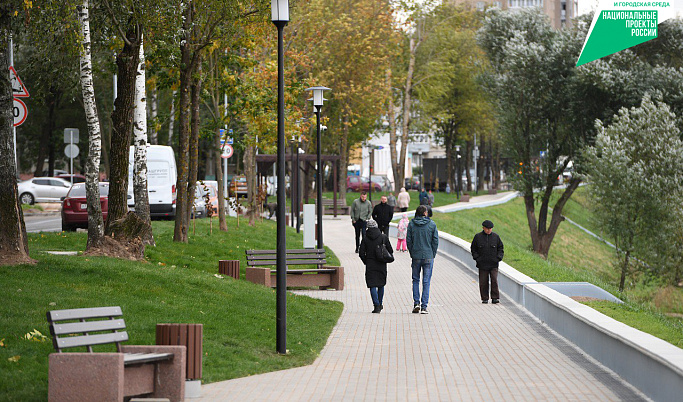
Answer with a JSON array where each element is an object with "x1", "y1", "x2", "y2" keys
[
  {"x1": 471, "y1": 220, "x2": 504, "y2": 304},
  {"x1": 359, "y1": 219, "x2": 394, "y2": 313},
  {"x1": 372, "y1": 195, "x2": 394, "y2": 236},
  {"x1": 397, "y1": 187, "x2": 410, "y2": 212},
  {"x1": 406, "y1": 205, "x2": 439, "y2": 314},
  {"x1": 396, "y1": 213, "x2": 409, "y2": 252},
  {"x1": 427, "y1": 189, "x2": 434, "y2": 206},
  {"x1": 350, "y1": 191, "x2": 373, "y2": 253},
  {"x1": 386, "y1": 192, "x2": 397, "y2": 210}
]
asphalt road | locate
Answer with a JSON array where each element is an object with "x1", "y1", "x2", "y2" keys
[{"x1": 25, "y1": 214, "x2": 62, "y2": 233}]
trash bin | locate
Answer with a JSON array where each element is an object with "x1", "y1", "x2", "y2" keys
[
  {"x1": 156, "y1": 323, "x2": 203, "y2": 398},
  {"x1": 218, "y1": 260, "x2": 240, "y2": 280}
]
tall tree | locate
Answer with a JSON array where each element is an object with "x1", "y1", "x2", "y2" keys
[
  {"x1": 584, "y1": 96, "x2": 683, "y2": 291},
  {"x1": 298, "y1": 0, "x2": 396, "y2": 194},
  {"x1": 0, "y1": 1, "x2": 32, "y2": 265},
  {"x1": 132, "y1": 34, "x2": 153, "y2": 244},
  {"x1": 77, "y1": 0, "x2": 106, "y2": 250}
]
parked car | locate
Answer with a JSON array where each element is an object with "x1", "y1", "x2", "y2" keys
[
  {"x1": 371, "y1": 175, "x2": 392, "y2": 191},
  {"x1": 229, "y1": 175, "x2": 248, "y2": 198},
  {"x1": 346, "y1": 176, "x2": 381, "y2": 192},
  {"x1": 54, "y1": 174, "x2": 86, "y2": 184},
  {"x1": 404, "y1": 177, "x2": 420, "y2": 190},
  {"x1": 61, "y1": 182, "x2": 109, "y2": 231},
  {"x1": 192, "y1": 182, "x2": 220, "y2": 218},
  {"x1": 18, "y1": 177, "x2": 72, "y2": 204}
]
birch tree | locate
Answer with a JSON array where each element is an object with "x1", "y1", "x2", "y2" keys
[
  {"x1": 133, "y1": 34, "x2": 154, "y2": 245},
  {"x1": 584, "y1": 96, "x2": 683, "y2": 291},
  {"x1": 0, "y1": 1, "x2": 32, "y2": 265},
  {"x1": 76, "y1": 0, "x2": 105, "y2": 250}
]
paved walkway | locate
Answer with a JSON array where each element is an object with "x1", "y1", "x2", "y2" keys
[{"x1": 197, "y1": 216, "x2": 647, "y2": 401}]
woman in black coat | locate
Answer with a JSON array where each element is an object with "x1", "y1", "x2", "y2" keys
[{"x1": 359, "y1": 219, "x2": 394, "y2": 313}]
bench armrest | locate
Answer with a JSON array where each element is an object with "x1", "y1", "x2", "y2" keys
[{"x1": 122, "y1": 345, "x2": 186, "y2": 401}]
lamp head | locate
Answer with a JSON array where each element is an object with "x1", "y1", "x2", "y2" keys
[
  {"x1": 271, "y1": 0, "x2": 289, "y2": 23},
  {"x1": 305, "y1": 86, "x2": 331, "y2": 108}
]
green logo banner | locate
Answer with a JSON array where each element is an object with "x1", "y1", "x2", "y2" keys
[
  {"x1": 576, "y1": 2, "x2": 678, "y2": 66},
  {"x1": 577, "y1": 10, "x2": 657, "y2": 66}
]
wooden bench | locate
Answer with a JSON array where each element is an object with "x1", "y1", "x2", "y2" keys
[
  {"x1": 319, "y1": 198, "x2": 350, "y2": 215},
  {"x1": 245, "y1": 249, "x2": 344, "y2": 290},
  {"x1": 47, "y1": 306, "x2": 186, "y2": 402}
]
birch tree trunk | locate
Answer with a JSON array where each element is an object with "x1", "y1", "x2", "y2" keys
[
  {"x1": 0, "y1": 12, "x2": 31, "y2": 265},
  {"x1": 133, "y1": 34, "x2": 154, "y2": 245},
  {"x1": 77, "y1": 0, "x2": 105, "y2": 250},
  {"x1": 167, "y1": 90, "x2": 176, "y2": 146},
  {"x1": 338, "y1": 117, "x2": 349, "y2": 194}
]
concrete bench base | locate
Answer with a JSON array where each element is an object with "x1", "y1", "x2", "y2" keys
[
  {"x1": 246, "y1": 266, "x2": 344, "y2": 290},
  {"x1": 48, "y1": 345, "x2": 185, "y2": 402}
]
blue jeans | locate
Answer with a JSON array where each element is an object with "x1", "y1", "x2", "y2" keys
[
  {"x1": 411, "y1": 258, "x2": 434, "y2": 309},
  {"x1": 370, "y1": 287, "x2": 384, "y2": 305}
]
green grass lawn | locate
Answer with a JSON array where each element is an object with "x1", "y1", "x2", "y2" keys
[
  {"x1": 0, "y1": 217, "x2": 342, "y2": 402},
  {"x1": 431, "y1": 190, "x2": 683, "y2": 347}
]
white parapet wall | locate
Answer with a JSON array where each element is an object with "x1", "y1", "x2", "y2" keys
[{"x1": 389, "y1": 222, "x2": 683, "y2": 402}]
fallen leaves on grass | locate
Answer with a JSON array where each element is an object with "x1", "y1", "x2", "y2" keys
[
  {"x1": 24, "y1": 329, "x2": 48, "y2": 342},
  {"x1": 8, "y1": 356, "x2": 20, "y2": 363}
]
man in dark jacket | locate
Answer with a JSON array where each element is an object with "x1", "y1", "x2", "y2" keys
[
  {"x1": 406, "y1": 205, "x2": 439, "y2": 314},
  {"x1": 372, "y1": 195, "x2": 394, "y2": 236},
  {"x1": 418, "y1": 188, "x2": 429, "y2": 205},
  {"x1": 471, "y1": 220, "x2": 504, "y2": 304},
  {"x1": 359, "y1": 219, "x2": 393, "y2": 313}
]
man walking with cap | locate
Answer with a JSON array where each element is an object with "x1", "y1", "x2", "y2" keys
[{"x1": 471, "y1": 220, "x2": 504, "y2": 304}]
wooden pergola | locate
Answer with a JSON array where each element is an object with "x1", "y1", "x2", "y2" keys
[{"x1": 255, "y1": 153, "x2": 343, "y2": 218}]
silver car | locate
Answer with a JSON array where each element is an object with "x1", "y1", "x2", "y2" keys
[{"x1": 17, "y1": 177, "x2": 72, "y2": 205}]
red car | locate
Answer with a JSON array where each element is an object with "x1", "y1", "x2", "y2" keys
[
  {"x1": 346, "y1": 176, "x2": 382, "y2": 192},
  {"x1": 61, "y1": 182, "x2": 109, "y2": 231}
]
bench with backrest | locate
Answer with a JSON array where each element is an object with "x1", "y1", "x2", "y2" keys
[
  {"x1": 245, "y1": 249, "x2": 344, "y2": 290},
  {"x1": 47, "y1": 306, "x2": 186, "y2": 402},
  {"x1": 319, "y1": 198, "x2": 350, "y2": 215}
]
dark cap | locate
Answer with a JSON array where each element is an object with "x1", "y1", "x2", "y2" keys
[{"x1": 482, "y1": 220, "x2": 494, "y2": 229}]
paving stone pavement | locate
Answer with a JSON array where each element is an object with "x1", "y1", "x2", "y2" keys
[{"x1": 197, "y1": 218, "x2": 648, "y2": 401}]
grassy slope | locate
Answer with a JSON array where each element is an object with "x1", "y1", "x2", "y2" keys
[
  {"x1": 0, "y1": 218, "x2": 342, "y2": 402},
  {"x1": 431, "y1": 188, "x2": 683, "y2": 348}
]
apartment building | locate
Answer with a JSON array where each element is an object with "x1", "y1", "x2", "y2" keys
[{"x1": 449, "y1": 0, "x2": 579, "y2": 29}]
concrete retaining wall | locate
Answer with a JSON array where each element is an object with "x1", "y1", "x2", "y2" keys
[{"x1": 390, "y1": 223, "x2": 683, "y2": 402}]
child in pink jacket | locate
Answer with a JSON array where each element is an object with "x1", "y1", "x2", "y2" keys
[{"x1": 396, "y1": 213, "x2": 409, "y2": 251}]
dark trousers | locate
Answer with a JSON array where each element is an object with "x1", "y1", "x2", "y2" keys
[
  {"x1": 353, "y1": 220, "x2": 367, "y2": 249},
  {"x1": 479, "y1": 268, "x2": 499, "y2": 301},
  {"x1": 400, "y1": 207, "x2": 408, "y2": 212},
  {"x1": 379, "y1": 225, "x2": 389, "y2": 236}
]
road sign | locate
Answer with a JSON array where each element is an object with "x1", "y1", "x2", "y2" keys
[
  {"x1": 13, "y1": 98, "x2": 27, "y2": 127},
  {"x1": 221, "y1": 144, "x2": 234, "y2": 159},
  {"x1": 9, "y1": 66, "x2": 29, "y2": 98},
  {"x1": 220, "y1": 128, "x2": 233, "y2": 145},
  {"x1": 65, "y1": 144, "x2": 80, "y2": 158},
  {"x1": 64, "y1": 128, "x2": 80, "y2": 143}
]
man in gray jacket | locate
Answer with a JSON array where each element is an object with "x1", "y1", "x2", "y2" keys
[
  {"x1": 407, "y1": 205, "x2": 439, "y2": 314},
  {"x1": 351, "y1": 191, "x2": 373, "y2": 253}
]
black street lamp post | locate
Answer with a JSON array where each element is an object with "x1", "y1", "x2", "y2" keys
[
  {"x1": 306, "y1": 86, "x2": 331, "y2": 250},
  {"x1": 272, "y1": 0, "x2": 289, "y2": 355}
]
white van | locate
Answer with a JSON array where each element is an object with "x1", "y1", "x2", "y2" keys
[{"x1": 128, "y1": 145, "x2": 177, "y2": 218}]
